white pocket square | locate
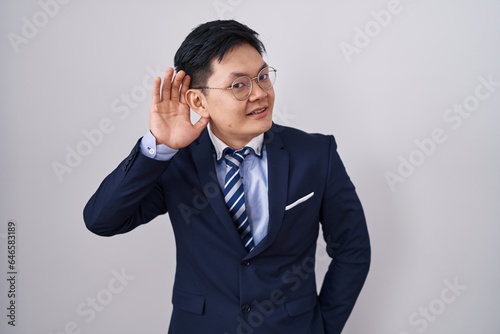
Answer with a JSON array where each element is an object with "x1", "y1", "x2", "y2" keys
[{"x1": 285, "y1": 192, "x2": 315, "y2": 211}]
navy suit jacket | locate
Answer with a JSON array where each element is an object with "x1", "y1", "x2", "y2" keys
[{"x1": 84, "y1": 123, "x2": 370, "y2": 334}]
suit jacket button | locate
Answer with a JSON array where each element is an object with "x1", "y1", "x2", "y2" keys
[
  {"x1": 241, "y1": 260, "x2": 250, "y2": 266},
  {"x1": 241, "y1": 304, "x2": 251, "y2": 313}
]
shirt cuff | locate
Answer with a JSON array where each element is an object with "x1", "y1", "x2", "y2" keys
[{"x1": 140, "y1": 131, "x2": 178, "y2": 161}]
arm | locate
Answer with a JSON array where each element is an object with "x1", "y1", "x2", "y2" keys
[
  {"x1": 319, "y1": 136, "x2": 371, "y2": 334},
  {"x1": 83, "y1": 68, "x2": 209, "y2": 236},
  {"x1": 83, "y1": 140, "x2": 171, "y2": 236}
]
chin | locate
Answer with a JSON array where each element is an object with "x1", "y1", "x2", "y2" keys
[
  {"x1": 257, "y1": 116, "x2": 273, "y2": 133},
  {"x1": 263, "y1": 121, "x2": 273, "y2": 132}
]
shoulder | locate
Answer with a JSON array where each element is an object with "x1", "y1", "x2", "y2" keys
[{"x1": 266, "y1": 123, "x2": 337, "y2": 151}]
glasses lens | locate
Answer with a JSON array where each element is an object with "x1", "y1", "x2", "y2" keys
[
  {"x1": 257, "y1": 67, "x2": 276, "y2": 90},
  {"x1": 230, "y1": 67, "x2": 277, "y2": 100},
  {"x1": 231, "y1": 77, "x2": 252, "y2": 100}
]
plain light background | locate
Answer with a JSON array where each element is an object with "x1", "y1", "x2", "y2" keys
[{"x1": 1, "y1": 0, "x2": 499, "y2": 333}]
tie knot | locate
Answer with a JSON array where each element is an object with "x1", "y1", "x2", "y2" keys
[{"x1": 224, "y1": 147, "x2": 253, "y2": 168}]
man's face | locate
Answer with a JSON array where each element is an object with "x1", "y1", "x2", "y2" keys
[{"x1": 202, "y1": 43, "x2": 275, "y2": 148}]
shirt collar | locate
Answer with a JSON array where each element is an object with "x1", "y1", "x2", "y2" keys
[{"x1": 207, "y1": 123, "x2": 264, "y2": 161}]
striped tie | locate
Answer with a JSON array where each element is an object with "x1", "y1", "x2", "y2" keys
[{"x1": 223, "y1": 147, "x2": 255, "y2": 252}]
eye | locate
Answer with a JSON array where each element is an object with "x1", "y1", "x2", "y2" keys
[
  {"x1": 231, "y1": 81, "x2": 248, "y2": 90},
  {"x1": 258, "y1": 73, "x2": 269, "y2": 82}
]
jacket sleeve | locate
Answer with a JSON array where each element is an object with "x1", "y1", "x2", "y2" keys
[
  {"x1": 319, "y1": 136, "x2": 371, "y2": 334},
  {"x1": 83, "y1": 139, "x2": 171, "y2": 236}
]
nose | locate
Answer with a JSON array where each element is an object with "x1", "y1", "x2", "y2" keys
[{"x1": 248, "y1": 79, "x2": 268, "y2": 101}]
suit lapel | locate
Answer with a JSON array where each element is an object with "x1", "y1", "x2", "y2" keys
[
  {"x1": 191, "y1": 126, "x2": 290, "y2": 257},
  {"x1": 249, "y1": 125, "x2": 289, "y2": 257},
  {"x1": 191, "y1": 130, "x2": 248, "y2": 253}
]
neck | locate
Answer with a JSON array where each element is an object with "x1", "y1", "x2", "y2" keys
[{"x1": 210, "y1": 125, "x2": 256, "y2": 149}]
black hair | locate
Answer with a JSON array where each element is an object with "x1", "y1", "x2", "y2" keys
[{"x1": 174, "y1": 20, "x2": 266, "y2": 88}]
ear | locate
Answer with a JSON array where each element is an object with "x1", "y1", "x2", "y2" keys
[{"x1": 186, "y1": 89, "x2": 209, "y2": 118}]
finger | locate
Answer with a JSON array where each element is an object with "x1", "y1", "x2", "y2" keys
[
  {"x1": 193, "y1": 116, "x2": 210, "y2": 134},
  {"x1": 170, "y1": 70, "x2": 186, "y2": 101},
  {"x1": 179, "y1": 74, "x2": 191, "y2": 104},
  {"x1": 151, "y1": 77, "x2": 162, "y2": 106},
  {"x1": 161, "y1": 67, "x2": 175, "y2": 101}
]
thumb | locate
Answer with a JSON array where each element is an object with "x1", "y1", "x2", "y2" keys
[{"x1": 193, "y1": 116, "x2": 210, "y2": 135}]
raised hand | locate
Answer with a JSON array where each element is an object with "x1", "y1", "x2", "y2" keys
[{"x1": 149, "y1": 68, "x2": 209, "y2": 149}]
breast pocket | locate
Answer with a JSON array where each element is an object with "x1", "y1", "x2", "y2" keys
[
  {"x1": 278, "y1": 192, "x2": 319, "y2": 248},
  {"x1": 285, "y1": 192, "x2": 315, "y2": 212}
]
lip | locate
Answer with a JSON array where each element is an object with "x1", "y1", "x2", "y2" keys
[{"x1": 246, "y1": 106, "x2": 269, "y2": 118}]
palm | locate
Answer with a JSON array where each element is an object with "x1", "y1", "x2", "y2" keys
[{"x1": 150, "y1": 68, "x2": 209, "y2": 149}]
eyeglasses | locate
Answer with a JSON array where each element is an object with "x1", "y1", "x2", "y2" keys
[{"x1": 191, "y1": 66, "x2": 277, "y2": 101}]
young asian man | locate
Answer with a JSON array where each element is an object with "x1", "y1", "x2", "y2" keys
[{"x1": 84, "y1": 19, "x2": 370, "y2": 334}]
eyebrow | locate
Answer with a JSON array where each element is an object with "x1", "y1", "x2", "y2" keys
[{"x1": 229, "y1": 62, "x2": 268, "y2": 78}]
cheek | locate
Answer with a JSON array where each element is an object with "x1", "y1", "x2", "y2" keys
[
  {"x1": 268, "y1": 91, "x2": 276, "y2": 105},
  {"x1": 216, "y1": 100, "x2": 246, "y2": 118},
  {"x1": 210, "y1": 103, "x2": 245, "y2": 128}
]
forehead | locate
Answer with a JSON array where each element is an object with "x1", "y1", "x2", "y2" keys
[{"x1": 209, "y1": 43, "x2": 266, "y2": 80}]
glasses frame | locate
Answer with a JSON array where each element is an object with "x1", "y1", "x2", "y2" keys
[{"x1": 191, "y1": 66, "x2": 277, "y2": 101}]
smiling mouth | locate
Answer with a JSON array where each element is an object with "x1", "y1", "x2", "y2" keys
[{"x1": 247, "y1": 107, "x2": 267, "y2": 116}]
